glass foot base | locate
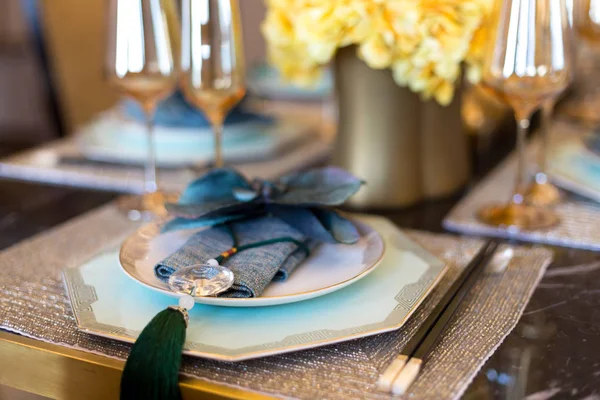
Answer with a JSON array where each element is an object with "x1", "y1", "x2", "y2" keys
[
  {"x1": 117, "y1": 191, "x2": 179, "y2": 221},
  {"x1": 524, "y1": 182, "x2": 561, "y2": 207},
  {"x1": 477, "y1": 203, "x2": 559, "y2": 231}
]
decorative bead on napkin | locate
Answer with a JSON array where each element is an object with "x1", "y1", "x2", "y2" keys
[
  {"x1": 155, "y1": 216, "x2": 316, "y2": 298},
  {"x1": 121, "y1": 166, "x2": 364, "y2": 400}
]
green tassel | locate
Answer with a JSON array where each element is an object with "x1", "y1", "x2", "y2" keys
[{"x1": 120, "y1": 307, "x2": 187, "y2": 400}]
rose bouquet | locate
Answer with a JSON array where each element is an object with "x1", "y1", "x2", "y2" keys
[{"x1": 262, "y1": 0, "x2": 493, "y2": 105}]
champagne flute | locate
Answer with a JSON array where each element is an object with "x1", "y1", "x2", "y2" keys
[
  {"x1": 478, "y1": 0, "x2": 572, "y2": 230},
  {"x1": 180, "y1": 0, "x2": 246, "y2": 168},
  {"x1": 523, "y1": 98, "x2": 562, "y2": 206},
  {"x1": 105, "y1": 0, "x2": 179, "y2": 218},
  {"x1": 525, "y1": 0, "x2": 575, "y2": 207}
]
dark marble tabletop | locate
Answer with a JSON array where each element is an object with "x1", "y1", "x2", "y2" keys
[{"x1": 1, "y1": 136, "x2": 599, "y2": 399}]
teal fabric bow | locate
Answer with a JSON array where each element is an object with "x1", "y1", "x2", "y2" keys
[{"x1": 163, "y1": 167, "x2": 364, "y2": 244}]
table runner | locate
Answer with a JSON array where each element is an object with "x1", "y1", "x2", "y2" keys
[
  {"x1": 444, "y1": 120, "x2": 600, "y2": 251},
  {"x1": 0, "y1": 204, "x2": 552, "y2": 399}
]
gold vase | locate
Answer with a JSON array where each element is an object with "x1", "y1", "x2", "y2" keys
[{"x1": 333, "y1": 46, "x2": 470, "y2": 209}]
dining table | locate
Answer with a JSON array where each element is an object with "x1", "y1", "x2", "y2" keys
[{"x1": 1, "y1": 130, "x2": 599, "y2": 399}]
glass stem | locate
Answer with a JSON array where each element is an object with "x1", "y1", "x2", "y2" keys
[
  {"x1": 144, "y1": 111, "x2": 158, "y2": 194},
  {"x1": 539, "y1": 100, "x2": 554, "y2": 177},
  {"x1": 213, "y1": 122, "x2": 224, "y2": 168},
  {"x1": 513, "y1": 116, "x2": 531, "y2": 204}
]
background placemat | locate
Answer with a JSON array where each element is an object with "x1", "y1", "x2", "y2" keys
[
  {"x1": 0, "y1": 204, "x2": 552, "y2": 399},
  {"x1": 444, "y1": 120, "x2": 600, "y2": 251},
  {"x1": 0, "y1": 137, "x2": 330, "y2": 194}
]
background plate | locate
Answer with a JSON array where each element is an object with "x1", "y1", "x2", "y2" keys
[
  {"x1": 77, "y1": 115, "x2": 314, "y2": 167},
  {"x1": 64, "y1": 215, "x2": 446, "y2": 361}
]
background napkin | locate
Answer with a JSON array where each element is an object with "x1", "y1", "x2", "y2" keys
[
  {"x1": 123, "y1": 91, "x2": 273, "y2": 128},
  {"x1": 155, "y1": 216, "x2": 315, "y2": 298}
]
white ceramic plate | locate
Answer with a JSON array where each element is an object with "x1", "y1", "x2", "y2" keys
[
  {"x1": 77, "y1": 112, "x2": 314, "y2": 167},
  {"x1": 119, "y1": 218, "x2": 385, "y2": 307}
]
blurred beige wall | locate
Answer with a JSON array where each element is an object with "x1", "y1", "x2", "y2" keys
[
  {"x1": 240, "y1": 0, "x2": 267, "y2": 68},
  {"x1": 40, "y1": 0, "x2": 119, "y2": 132},
  {"x1": 39, "y1": 0, "x2": 267, "y2": 134},
  {"x1": 0, "y1": 0, "x2": 55, "y2": 141}
]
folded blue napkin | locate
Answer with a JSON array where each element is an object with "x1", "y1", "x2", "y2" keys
[
  {"x1": 123, "y1": 91, "x2": 273, "y2": 128},
  {"x1": 155, "y1": 216, "x2": 315, "y2": 298},
  {"x1": 155, "y1": 167, "x2": 364, "y2": 298},
  {"x1": 163, "y1": 168, "x2": 364, "y2": 245}
]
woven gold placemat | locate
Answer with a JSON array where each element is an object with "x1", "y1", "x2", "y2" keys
[
  {"x1": 0, "y1": 204, "x2": 552, "y2": 399},
  {"x1": 444, "y1": 120, "x2": 600, "y2": 251}
]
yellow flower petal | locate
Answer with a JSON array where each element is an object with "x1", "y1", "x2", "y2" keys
[{"x1": 358, "y1": 34, "x2": 393, "y2": 69}]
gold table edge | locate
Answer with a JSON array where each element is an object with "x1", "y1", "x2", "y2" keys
[{"x1": 0, "y1": 331, "x2": 276, "y2": 400}]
